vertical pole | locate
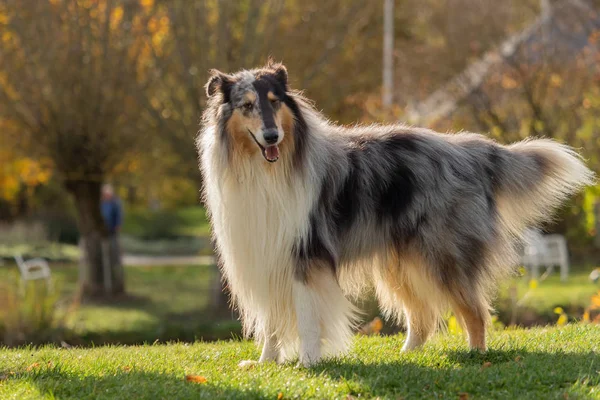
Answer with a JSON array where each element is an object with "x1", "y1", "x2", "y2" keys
[
  {"x1": 101, "y1": 238, "x2": 112, "y2": 293},
  {"x1": 382, "y1": 0, "x2": 394, "y2": 108}
]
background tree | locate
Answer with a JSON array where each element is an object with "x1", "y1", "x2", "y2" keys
[{"x1": 0, "y1": 0, "x2": 160, "y2": 297}]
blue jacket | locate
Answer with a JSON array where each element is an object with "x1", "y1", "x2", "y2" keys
[{"x1": 101, "y1": 198, "x2": 123, "y2": 234}]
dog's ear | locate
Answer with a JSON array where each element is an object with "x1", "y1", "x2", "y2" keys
[
  {"x1": 267, "y1": 59, "x2": 288, "y2": 89},
  {"x1": 206, "y1": 69, "x2": 233, "y2": 100}
]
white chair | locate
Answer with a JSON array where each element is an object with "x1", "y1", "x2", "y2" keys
[
  {"x1": 520, "y1": 229, "x2": 569, "y2": 281},
  {"x1": 14, "y1": 254, "x2": 52, "y2": 283}
]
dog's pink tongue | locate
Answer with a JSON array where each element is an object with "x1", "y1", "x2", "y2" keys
[{"x1": 265, "y1": 145, "x2": 280, "y2": 161}]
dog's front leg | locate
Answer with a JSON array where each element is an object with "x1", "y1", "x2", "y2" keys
[
  {"x1": 258, "y1": 334, "x2": 279, "y2": 363},
  {"x1": 293, "y1": 280, "x2": 321, "y2": 367},
  {"x1": 238, "y1": 333, "x2": 279, "y2": 368}
]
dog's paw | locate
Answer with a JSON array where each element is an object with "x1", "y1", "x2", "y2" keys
[
  {"x1": 237, "y1": 360, "x2": 258, "y2": 369},
  {"x1": 295, "y1": 358, "x2": 316, "y2": 368}
]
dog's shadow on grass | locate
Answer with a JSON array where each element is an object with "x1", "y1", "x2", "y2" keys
[
  {"x1": 19, "y1": 369, "x2": 266, "y2": 400},
  {"x1": 311, "y1": 348, "x2": 600, "y2": 398}
]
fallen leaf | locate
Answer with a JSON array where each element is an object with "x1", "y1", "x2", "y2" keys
[
  {"x1": 122, "y1": 366, "x2": 132, "y2": 372},
  {"x1": 481, "y1": 362, "x2": 492, "y2": 370},
  {"x1": 459, "y1": 392, "x2": 469, "y2": 400},
  {"x1": 514, "y1": 356, "x2": 522, "y2": 362},
  {"x1": 185, "y1": 375, "x2": 207, "y2": 384},
  {"x1": 26, "y1": 363, "x2": 40, "y2": 372},
  {"x1": 277, "y1": 392, "x2": 283, "y2": 399}
]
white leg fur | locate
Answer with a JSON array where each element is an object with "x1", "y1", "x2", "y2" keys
[
  {"x1": 238, "y1": 335, "x2": 279, "y2": 368},
  {"x1": 293, "y1": 280, "x2": 322, "y2": 367},
  {"x1": 401, "y1": 307, "x2": 435, "y2": 351},
  {"x1": 258, "y1": 334, "x2": 280, "y2": 363}
]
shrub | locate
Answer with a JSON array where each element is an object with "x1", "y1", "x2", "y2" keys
[{"x1": 0, "y1": 272, "x2": 79, "y2": 346}]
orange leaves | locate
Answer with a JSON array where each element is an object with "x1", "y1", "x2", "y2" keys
[
  {"x1": 501, "y1": 74, "x2": 518, "y2": 89},
  {"x1": 358, "y1": 317, "x2": 383, "y2": 336},
  {"x1": 26, "y1": 363, "x2": 40, "y2": 372},
  {"x1": 185, "y1": 375, "x2": 207, "y2": 384}
]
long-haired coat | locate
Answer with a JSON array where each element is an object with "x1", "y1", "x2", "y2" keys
[{"x1": 198, "y1": 61, "x2": 593, "y2": 367}]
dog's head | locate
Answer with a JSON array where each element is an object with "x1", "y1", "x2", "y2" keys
[{"x1": 206, "y1": 61, "x2": 297, "y2": 163}]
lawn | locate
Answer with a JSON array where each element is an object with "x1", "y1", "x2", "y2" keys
[
  {"x1": 122, "y1": 206, "x2": 211, "y2": 239},
  {"x1": 1, "y1": 325, "x2": 599, "y2": 399},
  {"x1": 1, "y1": 262, "x2": 599, "y2": 347},
  {"x1": 0, "y1": 263, "x2": 241, "y2": 346}
]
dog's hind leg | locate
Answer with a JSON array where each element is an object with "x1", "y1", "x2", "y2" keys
[
  {"x1": 449, "y1": 285, "x2": 489, "y2": 351},
  {"x1": 401, "y1": 288, "x2": 437, "y2": 351},
  {"x1": 374, "y1": 261, "x2": 439, "y2": 351}
]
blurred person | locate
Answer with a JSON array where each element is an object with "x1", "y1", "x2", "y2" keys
[
  {"x1": 101, "y1": 184, "x2": 123, "y2": 285},
  {"x1": 101, "y1": 184, "x2": 123, "y2": 236}
]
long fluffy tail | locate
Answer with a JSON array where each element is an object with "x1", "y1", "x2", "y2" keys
[{"x1": 494, "y1": 138, "x2": 595, "y2": 236}]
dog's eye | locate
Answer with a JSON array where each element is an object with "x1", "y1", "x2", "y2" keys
[{"x1": 243, "y1": 102, "x2": 254, "y2": 111}]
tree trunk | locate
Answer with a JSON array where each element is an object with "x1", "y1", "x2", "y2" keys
[
  {"x1": 66, "y1": 180, "x2": 125, "y2": 298},
  {"x1": 209, "y1": 243, "x2": 234, "y2": 318}
]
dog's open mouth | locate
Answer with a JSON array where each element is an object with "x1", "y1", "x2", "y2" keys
[{"x1": 247, "y1": 129, "x2": 279, "y2": 163}]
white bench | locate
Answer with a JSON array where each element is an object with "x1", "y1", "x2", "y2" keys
[
  {"x1": 14, "y1": 254, "x2": 52, "y2": 283},
  {"x1": 520, "y1": 229, "x2": 569, "y2": 281}
]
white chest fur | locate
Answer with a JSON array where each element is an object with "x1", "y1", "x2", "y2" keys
[{"x1": 200, "y1": 133, "x2": 315, "y2": 337}]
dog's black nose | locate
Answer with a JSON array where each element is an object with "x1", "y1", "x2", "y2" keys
[{"x1": 263, "y1": 129, "x2": 279, "y2": 145}]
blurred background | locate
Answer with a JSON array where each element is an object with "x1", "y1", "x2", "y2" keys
[{"x1": 1, "y1": 0, "x2": 600, "y2": 347}]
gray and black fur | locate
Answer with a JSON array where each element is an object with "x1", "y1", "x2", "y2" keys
[{"x1": 199, "y1": 62, "x2": 594, "y2": 365}]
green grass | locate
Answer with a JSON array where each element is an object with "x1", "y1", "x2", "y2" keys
[
  {"x1": 0, "y1": 263, "x2": 240, "y2": 345},
  {"x1": 122, "y1": 206, "x2": 211, "y2": 239},
  {"x1": 1, "y1": 325, "x2": 599, "y2": 399},
  {"x1": 0, "y1": 243, "x2": 79, "y2": 262},
  {"x1": 496, "y1": 269, "x2": 600, "y2": 325}
]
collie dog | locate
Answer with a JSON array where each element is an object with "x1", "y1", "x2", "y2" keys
[{"x1": 198, "y1": 61, "x2": 593, "y2": 367}]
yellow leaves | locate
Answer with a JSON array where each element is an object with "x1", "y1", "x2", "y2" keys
[
  {"x1": 554, "y1": 306, "x2": 568, "y2": 326},
  {"x1": 447, "y1": 314, "x2": 463, "y2": 335},
  {"x1": 556, "y1": 313, "x2": 568, "y2": 326},
  {"x1": 550, "y1": 74, "x2": 563, "y2": 88},
  {"x1": 110, "y1": 6, "x2": 124, "y2": 29},
  {"x1": 528, "y1": 279, "x2": 538, "y2": 290},
  {"x1": 277, "y1": 393, "x2": 284, "y2": 400},
  {"x1": 481, "y1": 361, "x2": 492, "y2": 370},
  {"x1": 0, "y1": 150, "x2": 53, "y2": 202},
  {"x1": 140, "y1": 0, "x2": 154, "y2": 9},
  {"x1": 185, "y1": 375, "x2": 207, "y2": 384},
  {"x1": 554, "y1": 307, "x2": 564, "y2": 315}
]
